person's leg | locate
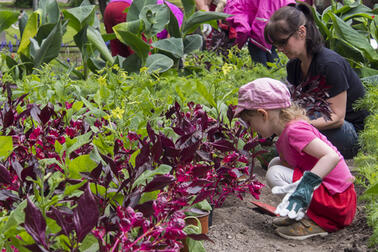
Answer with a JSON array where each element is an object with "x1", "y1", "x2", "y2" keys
[
  {"x1": 266, "y1": 158, "x2": 294, "y2": 188},
  {"x1": 266, "y1": 46, "x2": 279, "y2": 64},
  {"x1": 247, "y1": 40, "x2": 268, "y2": 66},
  {"x1": 319, "y1": 121, "x2": 359, "y2": 159}
]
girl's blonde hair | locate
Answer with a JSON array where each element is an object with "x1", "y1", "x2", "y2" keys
[
  {"x1": 279, "y1": 103, "x2": 309, "y2": 125},
  {"x1": 240, "y1": 103, "x2": 308, "y2": 126}
]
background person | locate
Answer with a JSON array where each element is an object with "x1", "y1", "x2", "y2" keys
[
  {"x1": 223, "y1": 0, "x2": 295, "y2": 67},
  {"x1": 235, "y1": 78, "x2": 356, "y2": 240},
  {"x1": 264, "y1": 2, "x2": 369, "y2": 159}
]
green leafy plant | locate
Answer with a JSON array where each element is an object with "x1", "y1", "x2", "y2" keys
[
  {"x1": 112, "y1": 0, "x2": 230, "y2": 73},
  {"x1": 354, "y1": 77, "x2": 378, "y2": 247},
  {"x1": 312, "y1": 0, "x2": 378, "y2": 77}
]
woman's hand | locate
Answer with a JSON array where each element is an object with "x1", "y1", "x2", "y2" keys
[{"x1": 310, "y1": 91, "x2": 347, "y2": 130}]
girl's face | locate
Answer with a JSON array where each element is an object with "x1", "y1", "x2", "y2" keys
[{"x1": 242, "y1": 110, "x2": 276, "y2": 139}]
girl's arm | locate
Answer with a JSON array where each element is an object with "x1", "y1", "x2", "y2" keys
[
  {"x1": 310, "y1": 91, "x2": 347, "y2": 130},
  {"x1": 302, "y1": 138, "x2": 341, "y2": 178}
]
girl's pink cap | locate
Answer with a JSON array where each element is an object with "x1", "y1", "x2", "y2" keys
[{"x1": 235, "y1": 78, "x2": 291, "y2": 116}]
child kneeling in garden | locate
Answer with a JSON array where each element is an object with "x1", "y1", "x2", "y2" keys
[{"x1": 235, "y1": 78, "x2": 356, "y2": 240}]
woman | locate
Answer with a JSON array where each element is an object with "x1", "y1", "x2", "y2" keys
[{"x1": 264, "y1": 2, "x2": 369, "y2": 159}]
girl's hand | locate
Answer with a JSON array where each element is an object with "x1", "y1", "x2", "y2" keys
[{"x1": 273, "y1": 171, "x2": 322, "y2": 220}]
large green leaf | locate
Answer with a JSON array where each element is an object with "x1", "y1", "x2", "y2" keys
[
  {"x1": 146, "y1": 53, "x2": 174, "y2": 73},
  {"x1": 68, "y1": 155, "x2": 97, "y2": 179},
  {"x1": 30, "y1": 20, "x2": 63, "y2": 68},
  {"x1": 39, "y1": 0, "x2": 60, "y2": 24},
  {"x1": 18, "y1": 12, "x2": 28, "y2": 37},
  {"x1": 139, "y1": 4, "x2": 170, "y2": 37},
  {"x1": 151, "y1": 38, "x2": 184, "y2": 58},
  {"x1": 127, "y1": 0, "x2": 156, "y2": 22},
  {"x1": 183, "y1": 34, "x2": 202, "y2": 54},
  {"x1": 311, "y1": 6, "x2": 331, "y2": 40},
  {"x1": 181, "y1": 0, "x2": 195, "y2": 20},
  {"x1": 87, "y1": 26, "x2": 114, "y2": 63},
  {"x1": 182, "y1": 11, "x2": 230, "y2": 35},
  {"x1": 331, "y1": 13, "x2": 378, "y2": 63},
  {"x1": 329, "y1": 38, "x2": 365, "y2": 64},
  {"x1": 62, "y1": 5, "x2": 96, "y2": 32},
  {"x1": 113, "y1": 28, "x2": 150, "y2": 64},
  {"x1": 132, "y1": 164, "x2": 172, "y2": 188},
  {"x1": 0, "y1": 11, "x2": 19, "y2": 33},
  {"x1": 338, "y1": 4, "x2": 372, "y2": 21},
  {"x1": 74, "y1": 26, "x2": 89, "y2": 78},
  {"x1": 18, "y1": 11, "x2": 41, "y2": 55},
  {"x1": 122, "y1": 53, "x2": 142, "y2": 73},
  {"x1": 112, "y1": 19, "x2": 144, "y2": 35},
  {"x1": 0, "y1": 136, "x2": 13, "y2": 161}
]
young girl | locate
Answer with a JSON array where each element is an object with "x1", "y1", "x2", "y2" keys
[{"x1": 235, "y1": 78, "x2": 356, "y2": 240}]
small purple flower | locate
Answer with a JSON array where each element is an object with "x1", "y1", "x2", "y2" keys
[
  {"x1": 8, "y1": 41, "x2": 13, "y2": 52},
  {"x1": 67, "y1": 58, "x2": 70, "y2": 63},
  {"x1": 0, "y1": 41, "x2": 5, "y2": 50}
]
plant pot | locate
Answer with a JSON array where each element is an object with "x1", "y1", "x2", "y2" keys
[{"x1": 184, "y1": 211, "x2": 210, "y2": 234}]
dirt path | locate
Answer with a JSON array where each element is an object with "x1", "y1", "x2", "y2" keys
[{"x1": 203, "y1": 164, "x2": 376, "y2": 252}]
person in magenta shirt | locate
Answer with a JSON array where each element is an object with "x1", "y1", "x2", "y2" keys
[
  {"x1": 235, "y1": 78, "x2": 356, "y2": 240},
  {"x1": 104, "y1": 0, "x2": 183, "y2": 57},
  {"x1": 223, "y1": 0, "x2": 295, "y2": 67}
]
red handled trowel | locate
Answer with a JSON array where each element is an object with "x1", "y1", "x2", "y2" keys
[{"x1": 250, "y1": 200, "x2": 279, "y2": 216}]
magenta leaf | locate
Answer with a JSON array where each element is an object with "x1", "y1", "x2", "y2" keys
[
  {"x1": 3, "y1": 109, "x2": 14, "y2": 128},
  {"x1": 49, "y1": 206, "x2": 74, "y2": 236},
  {"x1": 151, "y1": 136, "x2": 162, "y2": 163},
  {"x1": 0, "y1": 164, "x2": 12, "y2": 184},
  {"x1": 73, "y1": 183, "x2": 99, "y2": 242},
  {"x1": 39, "y1": 104, "x2": 55, "y2": 125},
  {"x1": 24, "y1": 197, "x2": 48, "y2": 248},
  {"x1": 209, "y1": 139, "x2": 235, "y2": 152},
  {"x1": 144, "y1": 175, "x2": 175, "y2": 192},
  {"x1": 187, "y1": 233, "x2": 214, "y2": 243},
  {"x1": 134, "y1": 201, "x2": 154, "y2": 217}
]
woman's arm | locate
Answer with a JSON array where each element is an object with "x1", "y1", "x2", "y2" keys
[
  {"x1": 310, "y1": 91, "x2": 347, "y2": 130},
  {"x1": 302, "y1": 138, "x2": 340, "y2": 178}
]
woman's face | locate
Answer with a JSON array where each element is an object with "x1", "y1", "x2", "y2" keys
[{"x1": 274, "y1": 26, "x2": 306, "y2": 59}]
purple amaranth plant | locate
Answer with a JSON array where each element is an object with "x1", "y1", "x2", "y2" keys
[
  {"x1": 0, "y1": 79, "x2": 264, "y2": 251},
  {"x1": 290, "y1": 75, "x2": 332, "y2": 120},
  {"x1": 161, "y1": 102, "x2": 265, "y2": 208}
]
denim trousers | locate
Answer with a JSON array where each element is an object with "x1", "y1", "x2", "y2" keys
[
  {"x1": 247, "y1": 41, "x2": 278, "y2": 67},
  {"x1": 319, "y1": 121, "x2": 359, "y2": 159}
]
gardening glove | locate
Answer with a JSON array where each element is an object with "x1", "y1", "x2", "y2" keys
[
  {"x1": 272, "y1": 171, "x2": 322, "y2": 220},
  {"x1": 201, "y1": 23, "x2": 212, "y2": 37}
]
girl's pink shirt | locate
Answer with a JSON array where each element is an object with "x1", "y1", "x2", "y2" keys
[{"x1": 276, "y1": 120, "x2": 354, "y2": 195}]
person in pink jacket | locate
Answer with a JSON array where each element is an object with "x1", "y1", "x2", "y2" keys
[{"x1": 223, "y1": 0, "x2": 295, "y2": 67}]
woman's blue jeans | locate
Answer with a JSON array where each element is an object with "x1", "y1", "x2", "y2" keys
[
  {"x1": 247, "y1": 41, "x2": 278, "y2": 67},
  {"x1": 319, "y1": 121, "x2": 359, "y2": 159}
]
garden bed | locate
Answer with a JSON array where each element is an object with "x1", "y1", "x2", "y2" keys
[{"x1": 203, "y1": 163, "x2": 377, "y2": 252}]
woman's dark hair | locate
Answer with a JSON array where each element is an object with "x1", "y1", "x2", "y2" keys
[{"x1": 264, "y1": 2, "x2": 323, "y2": 56}]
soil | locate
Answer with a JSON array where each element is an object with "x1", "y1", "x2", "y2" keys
[{"x1": 202, "y1": 162, "x2": 377, "y2": 252}]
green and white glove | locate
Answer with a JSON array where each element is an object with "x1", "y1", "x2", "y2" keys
[{"x1": 272, "y1": 171, "x2": 322, "y2": 220}]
